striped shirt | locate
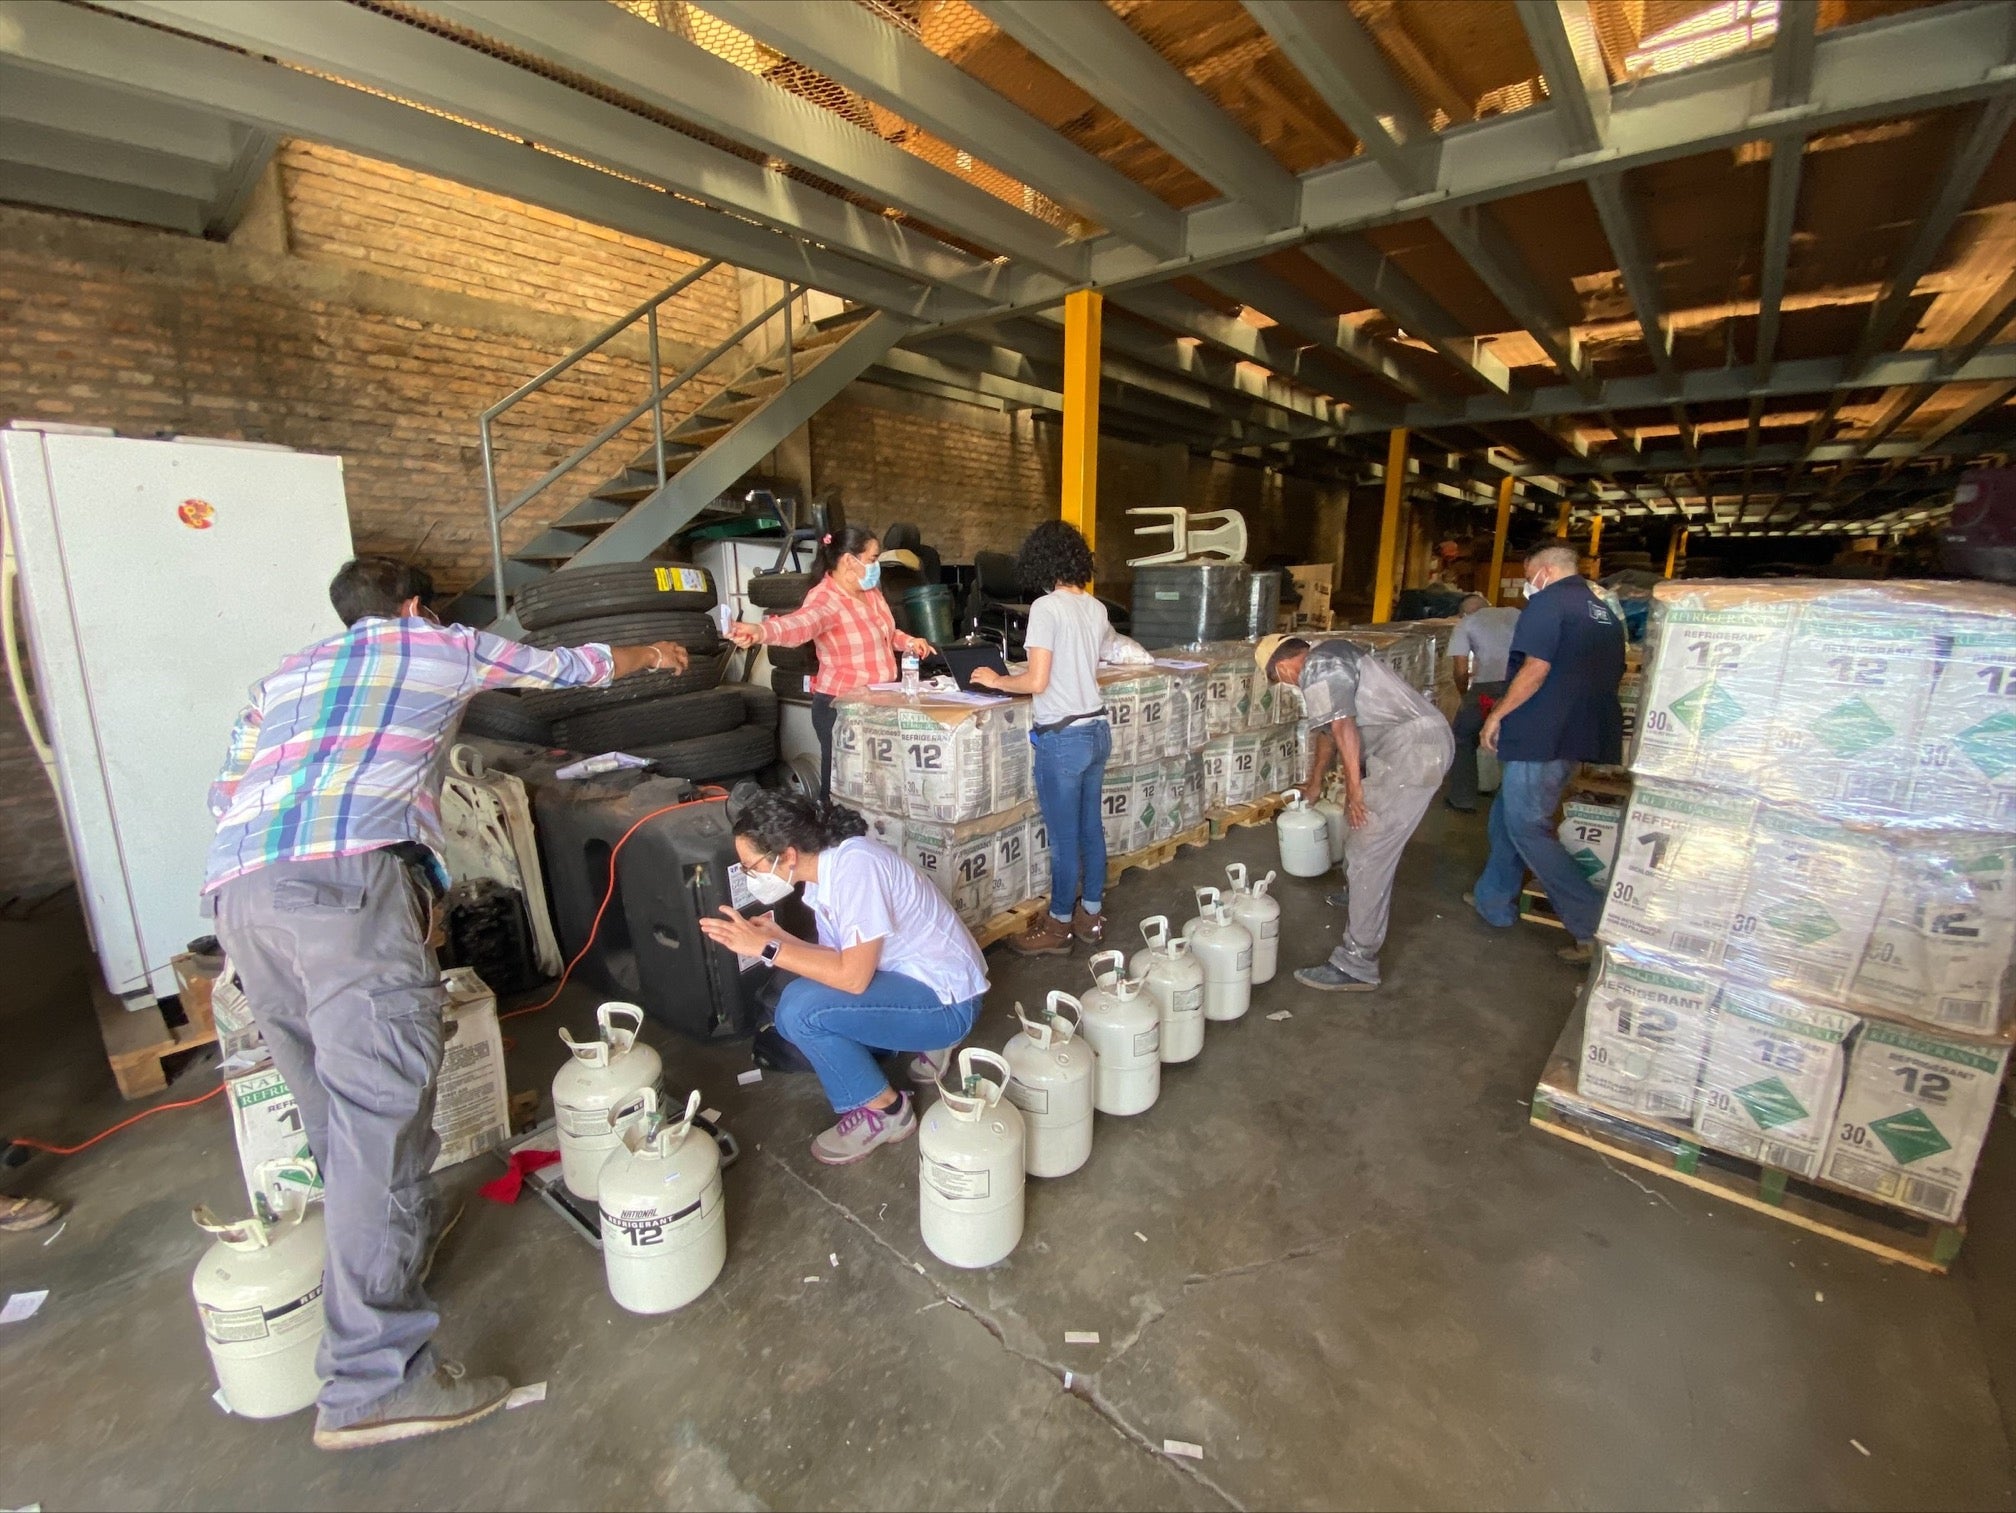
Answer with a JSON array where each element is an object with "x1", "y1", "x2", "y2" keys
[
  {"x1": 204, "y1": 617, "x2": 613, "y2": 892},
  {"x1": 758, "y1": 576, "x2": 899, "y2": 697}
]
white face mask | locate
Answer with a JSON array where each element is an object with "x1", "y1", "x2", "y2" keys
[{"x1": 744, "y1": 856, "x2": 796, "y2": 905}]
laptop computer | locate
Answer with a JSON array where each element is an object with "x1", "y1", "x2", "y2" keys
[{"x1": 931, "y1": 642, "x2": 1010, "y2": 692}]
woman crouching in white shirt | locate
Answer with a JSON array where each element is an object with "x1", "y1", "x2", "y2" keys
[{"x1": 698, "y1": 790, "x2": 989, "y2": 1165}]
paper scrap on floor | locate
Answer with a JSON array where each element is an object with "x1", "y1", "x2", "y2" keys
[
  {"x1": 1065, "y1": 1330, "x2": 1100, "y2": 1344},
  {"x1": 1164, "y1": 1440, "x2": 1204, "y2": 1460},
  {"x1": 1, "y1": 1290, "x2": 48, "y2": 1324},
  {"x1": 505, "y1": 1382, "x2": 548, "y2": 1411},
  {"x1": 738, "y1": 1069, "x2": 763, "y2": 1085}
]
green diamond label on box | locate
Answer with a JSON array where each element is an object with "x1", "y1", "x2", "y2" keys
[
  {"x1": 1569, "y1": 846, "x2": 1604, "y2": 881},
  {"x1": 1733, "y1": 1075, "x2": 1808, "y2": 1130},
  {"x1": 1868, "y1": 1107, "x2": 1953, "y2": 1165},
  {"x1": 1764, "y1": 898, "x2": 1841, "y2": 945},
  {"x1": 1955, "y1": 711, "x2": 2016, "y2": 778},
  {"x1": 1669, "y1": 681, "x2": 1744, "y2": 738},
  {"x1": 1811, "y1": 696, "x2": 1895, "y2": 757}
]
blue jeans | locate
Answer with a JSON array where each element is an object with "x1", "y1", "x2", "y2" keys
[
  {"x1": 775, "y1": 970, "x2": 981, "y2": 1112},
  {"x1": 1031, "y1": 719, "x2": 1111, "y2": 922},
  {"x1": 1471, "y1": 758, "x2": 1606, "y2": 942}
]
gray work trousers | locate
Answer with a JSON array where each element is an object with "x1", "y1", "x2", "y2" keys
[
  {"x1": 213, "y1": 849, "x2": 447, "y2": 1428},
  {"x1": 1330, "y1": 718, "x2": 1454, "y2": 983}
]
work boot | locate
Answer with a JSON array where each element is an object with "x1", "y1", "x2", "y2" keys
[
  {"x1": 1325, "y1": 888, "x2": 1350, "y2": 910},
  {"x1": 1008, "y1": 913, "x2": 1074, "y2": 957},
  {"x1": 311, "y1": 1361, "x2": 511, "y2": 1451},
  {"x1": 0, "y1": 1195, "x2": 62, "y2": 1234},
  {"x1": 811, "y1": 1092, "x2": 916, "y2": 1167},
  {"x1": 1072, "y1": 905, "x2": 1105, "y2": 946},
  {"x1": 1293, "y1": 964, "x2": 1378, "y2": 993},
  {"x1": 1557, "y1": 939, "x2": 1594, "y2": 965},
  {"x1": 908, "y1": 1046, "x2": 960, "y2": 1087}
]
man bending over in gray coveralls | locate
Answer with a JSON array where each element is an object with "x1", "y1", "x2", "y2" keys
[
  {"x1": 1262, "y1": 636, "x2": 1454, "y2": 993},
  {"x1": 204, "y1": 556, "x2": 688, "y2": 1451}
]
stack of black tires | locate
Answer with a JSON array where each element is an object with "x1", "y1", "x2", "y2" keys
[
  {"x1": 749, "y1": 570, "x2": 818, "y2": 702},
  {"x1": 458, "y1": 564, "x2": 778, "y2": 781}
]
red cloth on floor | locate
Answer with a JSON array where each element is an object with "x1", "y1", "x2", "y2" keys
[
  {"x1": 479, "y1": 1147, "x2": 562, "y2": 1204},
  {"x1": 1477, "y1": 695, "x2": 1497, "y2": 715}
]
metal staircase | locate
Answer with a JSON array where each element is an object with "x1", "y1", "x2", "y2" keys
[{"x1": 444, "y1": 262, "x2": 909, "y2": 628}]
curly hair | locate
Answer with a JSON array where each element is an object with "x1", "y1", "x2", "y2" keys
[
  {"x1": 1015, "y1": 519, "x2": 1096, "y2": 594},
  {"x1": 733, "y1": 789, "x2": 868, "y2": 857}
]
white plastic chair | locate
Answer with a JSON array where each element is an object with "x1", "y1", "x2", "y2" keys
[{"x1": 1125, "y1": 507, "x2": 1248, "y2": 566}]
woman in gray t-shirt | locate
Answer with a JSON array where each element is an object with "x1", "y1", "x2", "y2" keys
[{"x1": 971, "y1": 521, "x2": 1111, "y2": 956}]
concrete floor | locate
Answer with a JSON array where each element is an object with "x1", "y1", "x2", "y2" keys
[{"x1": 3, "y1": 807, "x2": 2014, "y2": 1511}]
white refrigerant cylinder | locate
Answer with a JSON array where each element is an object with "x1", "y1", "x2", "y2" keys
[
  {"x1": 1276, "y1": 791, "x2": 1333, "y2": 876},
  {"x1": 597, "y1": 1089, "x2": 727, "y2": 1315},
  {"x1": 191, "y1": 1160, "x2": 327, "y2": 1419},
  {"x1": 1130, "y1": 915, "x2": 1206, "y2": 1064},
  {"x1": 554, "y1": 1002, "x2": 664, "y2": 1201},
  {"x1": 1076, "y1": 951, "x2": 1161, "y2": 1116},
  {"x1": 919, "y1": 1049, "x2": 1027, "y2": 1269},
  {"x1": 1187, "y1": 887, "x2": 1254, "y2": 1022},
  {"x1": 1224, "y1": 864, "x2": 1282, "y2": 985},
  {"x1": 1314, "y1": 791, "x2": 1349, "y2": 862},
  {"x1": 1002, "y1": 993, "x2": 1097, "y2": 1177}
]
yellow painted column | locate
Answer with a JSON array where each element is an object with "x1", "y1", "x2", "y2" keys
[
  {"x1": 1371, "y1": 428, "x2": 1408, "y2": 623},
  {"x1": 1486, "y1": 475, "x2": 1515, "y2": 605},
  {"x1": 1555, "y1": 500, "x2": 1572, "y2": 538},
  {"x1": 1664, "y1": 524, "x2": 1687, "y2": 578},
  {"x1": 1587, "y1": 512, "x2": 1603, "y2": 576},
  {"x1": 1060, "y1": 289, "x2": 1102, "y2": 550}
]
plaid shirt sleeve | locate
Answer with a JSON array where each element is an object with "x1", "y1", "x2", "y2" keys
[
  {"x1": 461, "y1": 628, "x2": 615, "y2": 692},
  {"x1": 756, "y1": 586, "x2": 840, "y2": 648},
  {"x1": 208, "y1": 699, "x2": 265, "y2": 818}
]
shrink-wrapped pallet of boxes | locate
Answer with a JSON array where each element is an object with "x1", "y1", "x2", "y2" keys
[{"x1": 1534, "y1": 578, "x2": 2016, "y2": 1262}]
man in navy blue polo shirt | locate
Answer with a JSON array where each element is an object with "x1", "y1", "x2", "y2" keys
[{"x1": 1468, "y1": 543, "x2": 1625, "y2": 963}]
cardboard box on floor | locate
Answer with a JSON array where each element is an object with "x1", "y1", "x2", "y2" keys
[
  {"x1": 224, "y1": 967, "x2": 510, "y2": 1208},
  {"x1": 1577, "y1": 946, "x2": 1715, "y2": 1122},
  {"x1": 1693, "y1": 985, "x2": 1856, "y2": 1180}
]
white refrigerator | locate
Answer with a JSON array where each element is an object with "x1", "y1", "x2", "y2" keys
[{"x1": 1, "y1": 424, "x2": 356, "y2": 1004}]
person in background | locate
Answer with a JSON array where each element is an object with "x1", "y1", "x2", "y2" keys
[
  {"x1": 969, "y1": 521, "x2": 1110, "y2": 955},
  {"x1": 699, "y1": 791, "x2": 988, "y2": 1165},
  {"x1": 725, "y1": 526, "x2": 933, "y2": 797},
  {"x1": 0, "y1": 1193, "x2": 62, "y2": 1234},
  {"x1": 1445, "y1": 592, "x2": 1522, "y2": 813},
  {"x1": 1469, "y1": 543, "x2": 1626, "y2": 966},
  {"x1": 1260, "y1": 634, "x2": 1454, "y2": 993},
  {"x1": 205, "y1": 556, "x2": 689, "y2": 1452}
]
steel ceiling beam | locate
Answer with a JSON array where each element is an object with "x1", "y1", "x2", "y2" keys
[
  {"x1": 0, "y1": 159, "x2": 203, "y2": 234},
  {"x1": 0, "y1": 118, "x2": 223, "y2": 201},
  {"x1": 1241, "y1": 0, "x2": 1439, "y2": 195},
  {"x1": 1520, "y1": 430, "x2": 2016, "y2": 476},
  {"x1": 1199, "y1": 263, "x2": 1436, "y2": 404},
  {"x1": 1514, "y1": 0, "x2": 1609, "y2": 157},
  {"x1": 1433, "y1": 203, "x2": 1592, "y2": 390},
  {"x1": 693, "y1": 0, "x2": 1184, "y2": 260},
  {"x1": 426, "y1": 0, "x2": 1087, "y2": 281},
  {"x1": 0, "y1": 61, "x2": 239, "y2": 161},
  {"x1": 1302, "y1": 238, "x2": 1514, "y2": 393},
  {"x1": 0, "y1": 0, "x2": 956, "y2": 315},
  {"x1": 98, "y1": 0, "x2": 1009, "y2": 295},
  {"x1": 971, "y1": 0, "x2": 1303, "y2": 228}
]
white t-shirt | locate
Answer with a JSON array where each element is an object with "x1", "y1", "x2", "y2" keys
[
  {"x1": 803, "y1": 837, "x2": 989, "y2": 1005},
  {"x1": 1023, "y1": 588, "x2": 1111, "y2": 727},
  {"x1": 1449, "y1": 607, "x2": 1521, "y2": 684}
]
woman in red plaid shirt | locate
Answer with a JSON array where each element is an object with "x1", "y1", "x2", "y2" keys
[{"x1": 728, "y1": 525, "x2": 932, "y2": 794}]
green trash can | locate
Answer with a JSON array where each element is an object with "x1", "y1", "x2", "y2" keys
[{"x1": 904, "y1": 584, "x2": 956, "y2": 645}]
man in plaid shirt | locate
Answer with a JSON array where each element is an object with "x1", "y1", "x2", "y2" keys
[{"x1": 204, "y1": 556, "x2": 685, "y2": 1451}]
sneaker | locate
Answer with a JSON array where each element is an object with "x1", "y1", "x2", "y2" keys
[
  {"x1": 1557, "y1": 940, "x2": 1594, "y2": 965},
  {"x1": 908, "y1": 1046, "x2": 960, "y2": 1087},
  {"x1": 420, "y1": 1199, "x2": 464, "y2": 1286},
  {"x1": 1325, "y1": 889, "x2": 1350, "y2": 910},
  {"x1": 1072, "y1": 906, "x2": 1105, "y2": 946},
  {"x1": 811, "y1": 1092, "x2": 916, "y2": 1166},
  {"x1": 311, "y1": 1361, "x2": 511, "y2": 1451},
  {"x1": 0, "y1": 1195, "x2": 62, "y2": 1234},
  {"x1": 1293, "y1": 964, "x2": 1378, "y2": 993},
  {"x1": 1007, "y1": 913, "x2": 1074, "y2": 957}
]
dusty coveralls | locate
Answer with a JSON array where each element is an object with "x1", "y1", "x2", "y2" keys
[{"x1": 1298, "y1": 641, "x2": 1455, "y2": 985}]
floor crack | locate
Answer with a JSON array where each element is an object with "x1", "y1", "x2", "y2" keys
[
  {"x1": 1101, "y1": 1235, "x2": 1351, "y2": 1377},
  {"x1": 764, "y1": 1150, "x2": 1248, "y2": 1511}
]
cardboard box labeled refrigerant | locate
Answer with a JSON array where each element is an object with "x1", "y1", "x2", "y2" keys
[
  {"x1": 1634, "y1": 592, "x2": 1796, "y2": 785},
  {"x1": 1693, "y1": 986, "x2": 1855, "y2": 1179},
  {"x1": 1853, "y1": 838, "x2": 2016, "y2": 1037},
  {"x1": 1822, "y1": 1020, "x2": 2010, "y2": 1223},
  {"x1": 1722, "y1": 803, "x2": 1888, "y2": 1003},
  {"x1": 1914, "y1": 613, "x2": 2016, "y2": 832},
  {"x1": 1765, "y1": 606, "x2": 1933, "y2": 819},
  {"x1": 903, "y1": 802, "x2": 1035, "y2": 927},
  {"x1": 1597, "y1": 781, "x2": 1757, "y2": 968},
  {"x1": 1577, "y1": 947, "x2": 1715, "y2": 1122},
  {"x1": 224, "y1": 968, "x2": 509, "y2": 1209},
  {"x1": 1558, "y1": 801, "x2": 1622, "y2": 892}
]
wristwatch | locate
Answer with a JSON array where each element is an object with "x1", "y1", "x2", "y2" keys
[{"x1": 759, "y1": 938, "x2": 784, "y2": 965}]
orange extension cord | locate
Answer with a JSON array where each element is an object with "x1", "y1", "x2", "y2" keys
[{"x1": 10, "y1": 788, "x2": 729, "y2": 1156}]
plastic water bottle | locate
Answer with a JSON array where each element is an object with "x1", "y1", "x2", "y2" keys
[{"x1": 901, "y1": 651, "x2": 920, "y2": 699}]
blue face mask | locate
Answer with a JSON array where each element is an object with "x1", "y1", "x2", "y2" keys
[{"x1": 856, "y1": 559, "x2": 882, "y2": 591}]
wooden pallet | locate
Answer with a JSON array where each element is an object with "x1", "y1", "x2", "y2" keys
[
  {"x1": 973, "y1": 896, "x2": 1049, "y2": 950},
  {"x1": 95, "y1": 953, "x2": 220, "y2": 1100},
  {"x1": 1207, "y1": 792, "x2": 1290, "y2": 838},
  {"x1": 1529, "y1": 1008, "x2": 1964, "y2": 1273},
  {"x1": 1518, "y1": 884, "x2": 1567, "y2": 930},
  {"x1": 1107, "y1": 820, "x2": 1211, "y2": 884}
]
